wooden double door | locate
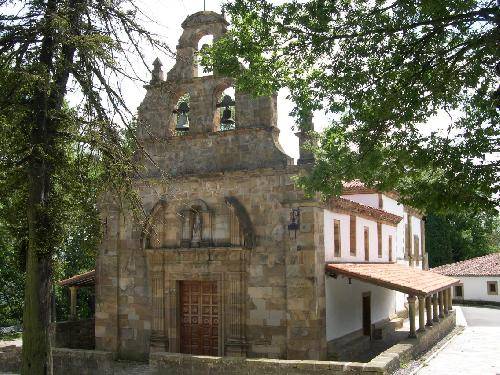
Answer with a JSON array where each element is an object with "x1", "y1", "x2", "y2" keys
[{"x1": 180, "y1": 280, "x2": 219, "y2": 355}]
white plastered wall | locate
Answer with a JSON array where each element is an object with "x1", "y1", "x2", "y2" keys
[
  {"x1": 325, "y1": 275, "x2": 396, "y2": 340},
  {"x1": 340, "y1": 193, "x2": 379, "y2": 208},
  {"x1": 323, "y1": 210, "x2": 397, "y2": 263},
  {"x1": 453, "y1": 276, "x2": 500, "y2": 302}
]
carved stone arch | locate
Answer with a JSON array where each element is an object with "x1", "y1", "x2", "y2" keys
[
  {"x1": 225, "y1": 197, "x2": 255, "y2": 249},
  {"x1": 141, "y1": 199, "x2": 168, "y2": 250},
  {"x1": 143, "y1": 199, "x2": 182, "y2": 249},
  {"x1": 179, "y1": 11, "x2": 228, "y2": 48},
  {"x1": 179, "y1": 199, "x2": 213, "y2": 247}
]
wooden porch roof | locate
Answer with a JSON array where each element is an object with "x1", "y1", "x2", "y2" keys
[
  {"x1": 326, "y1": 263, "x2": 459, "y2": 297},
  {"x1": 59, "y1": 269, "x2": 95, "y2": 288}
]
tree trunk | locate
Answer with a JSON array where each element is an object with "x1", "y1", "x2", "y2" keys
[
  {"x1": 22, "y1": 246, "x2": 52, "y2": 374},
  {"x1": 21, "y1": 0, "x2": 82, "y2": 372},
  {"x1": 22, "y1": 0, "x2": 56, "y2": 372}
]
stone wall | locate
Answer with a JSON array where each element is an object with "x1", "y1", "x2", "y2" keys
[
  {"x1": 138, "y1": 127, "x2": 292, "y2": 178},
  {"x1": 0, "y1": 312, "x2": 456, "y2": 375},
  {"x1": 51, "y1": 319, "x2": 95, "y2": 349},
  {"x1": 327, "y1": 316, "x2": 404, "y2": 361},
  {"x1": 96, "y1": 165, "x2": 327, "y2": 360},
  {"x1": 0, "y1": 345, "x2": 21, "y2": 373},
  {"x1": 52, "y1": 348, "x2": 116, "y2": 375}
]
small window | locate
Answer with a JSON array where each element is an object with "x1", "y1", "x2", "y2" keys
[
  {"x1": 377, "y1": 223, "x2": 382, "y2": 258},
  {"x1": 364, "y1": 227, "x2": 369, "y2": 261},
  {"x1": 487, "y1": 281, "x2": 498, "y2": 295},
  {"x1": 388, "y1": 235, "x2": 393, "y2": 262},
  {"x1": 333, "y1": 220, "x2": 341, "y2": 257},
  {"x1": 350, "y1": 216, "x2": 356, "y2": 256},
  {"x1": 454, "y1": 285, "x2": 463, "y2": 298}
]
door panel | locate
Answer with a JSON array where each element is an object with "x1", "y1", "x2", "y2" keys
[
  {"x1": 180, "y1": 280, "x2": 219, "y2": 355},
  {"x1": 362, "y1": 294, "x2": 371, "y2": 336}
]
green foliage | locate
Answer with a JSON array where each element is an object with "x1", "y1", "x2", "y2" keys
[
  {"x1": 0, "y1": 1, "x2": 168, "y2": 371},
  {"x1": 0, "y1": 220, "x2": 25, "y2": 327},
  {"x1": 426, "y1": 211, "x2": 499, "y2": 267},
  {"x1": 206, "y1": 0, "x2": 499, "y2": 215}
]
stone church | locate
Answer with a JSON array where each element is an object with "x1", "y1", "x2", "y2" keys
[{"x1": 93, "y1": 11, "x2": 458, "y2": 362}]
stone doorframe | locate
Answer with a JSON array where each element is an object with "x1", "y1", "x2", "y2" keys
[
  {"x1": 145, "y1": 248, "x2": 248, "y2": 357},
  {"x1": 166, "y1": 273, "x2": 224, "y2": 355}
]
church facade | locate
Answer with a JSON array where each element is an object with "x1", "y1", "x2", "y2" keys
[{"x1": 94, "y1": 11, "x2": 456, "y2": 362}]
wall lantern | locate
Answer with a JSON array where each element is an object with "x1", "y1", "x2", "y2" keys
[{"x1": 287, "y1": 208, "x2": 301, "y2": 239}]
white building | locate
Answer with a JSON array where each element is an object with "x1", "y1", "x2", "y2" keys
[
  {"x1": 432, "y1": 253, "x2": 500, "y2": 304},
  {"x1": 323, "y1": 181, "x2": 442, "y2": 358}
]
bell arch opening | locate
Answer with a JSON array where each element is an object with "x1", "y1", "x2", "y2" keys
[
  {"x1": 196, "y1": 34, "x2": 214, "y2": 77},
  {"x1": 171, "y1": 92, "x2": 191, "y2": 134},
  {"x1": 214, "y1": 86, "x2": 236, "y2": 131}
]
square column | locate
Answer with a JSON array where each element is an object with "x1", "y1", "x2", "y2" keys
[
  {"x1": 418, "y1": 296, "x2": 426, "y2": 333},
  {"x1": 438, "y1": 291, "x2": 444, "y2": 318},
  {"x1": 432, "y1": 293, "x2": 439, "y2": 322},
  {"x1": 407, "y1": 295, "x2": 417, "y2": 338},
  {"x1": 425, "y1": 296, "x2": 433, "y2": 327},
  {"x1": 448, "y1": 287, "x2": 453, "y2": 310}
]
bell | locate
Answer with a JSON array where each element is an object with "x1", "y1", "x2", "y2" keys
[
  {"x1": 176, "y1": 112, "x2": 189, "y2": 131},
  {"x1": 220, "y1": 107, "x2": 235, "y2": 126},
  {"x1": 174, "y1": 101, "x2": 190, "y2": 131}
]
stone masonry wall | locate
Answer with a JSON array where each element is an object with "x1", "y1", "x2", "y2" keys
[
  {"x1": 95, "y1": 10, "x2": 326, "y2": 361},
  {"x1": 51, "y1": 319, "x2": 95, "y2": 349},
  {"x1": 96, "y1": 165, "x2": 327, "y2": 360}
]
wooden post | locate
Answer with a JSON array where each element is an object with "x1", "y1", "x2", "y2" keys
[
  {"x1": 425, "y1": 296, "x2": 433, "y2": 327},
  {"x1": 418, "y1": 296, "x2": 426, "y2": 332},
  {"x1": 70, "y1": 286, "x2": 77, "y2": 321},
  {"x1": 408, "y1": 295, "x2": 417, "y2": 338}
]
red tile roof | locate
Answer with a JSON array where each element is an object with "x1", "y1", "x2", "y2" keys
[
  {"x1": 431, "y1": 253, "x2": 500, "y2": 277},
  {"x1": 326, "y1": 263, "x2": 459, "y2": 296},
  {"x1": 328, "y1": 197, "x2": 403, "y2": 225},
  {"x1": 342, "y1": 180, "x2": 375, "y2": 194},
  {"x1": 59, "y1": 269, "x2": 95, "y2": 287}
]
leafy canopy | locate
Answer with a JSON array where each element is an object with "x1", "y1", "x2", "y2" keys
[{"x1": 206, "y1": 0, "x2": 499, "y2": 215}]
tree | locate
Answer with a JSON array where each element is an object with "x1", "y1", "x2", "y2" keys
[
  {"x1": 426, "y1": 211, "x2": 499, "y2": 267},
  {"x1": 0, "y1": 1, "x2": 170, "y2": 373},
  {"x1": 205, "y1": 0, "x2": 499, "y2": 216}
]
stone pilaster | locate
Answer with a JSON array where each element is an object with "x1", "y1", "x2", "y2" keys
[{"x1": 285, "y1": 206, "x2": 327, "y2": 360}]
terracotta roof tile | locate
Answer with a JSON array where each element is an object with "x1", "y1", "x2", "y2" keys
[
  {"x1": 431, "y1": 253, "x2": 500, "y2": 277},
  {"x1": 326, "y1": 263, "x2": 459, "y2": 296},
  {"x1": 328, "y1": 197, "x2": 403, "y2": 225},
  {"x1": 59, "y1": 269, "x2": 95, "y2": 287}
]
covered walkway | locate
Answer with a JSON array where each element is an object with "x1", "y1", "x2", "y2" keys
[{"x1": 326, "y1": 263, "x2": 460, "y2": 338}]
